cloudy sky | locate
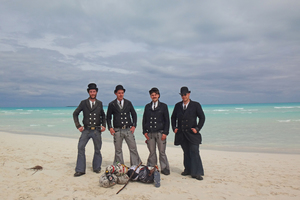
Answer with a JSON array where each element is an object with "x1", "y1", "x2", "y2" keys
[{"x1": 1, "y1": 0, "x2": 300, "y2": 107}]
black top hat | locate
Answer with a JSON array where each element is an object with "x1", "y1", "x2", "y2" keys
[
  {"x1": 149, "y1": 87, "x2": 160, "y2": 95},
  {"x1": 179, "y1": 86, "x2": 191, "y2": 95},
  {"x1": 87, "y1": 83, "x2": 98, "y2": 92},
  {"x1": 114, "y1": 85, "x2": 126, "y2": 93}
]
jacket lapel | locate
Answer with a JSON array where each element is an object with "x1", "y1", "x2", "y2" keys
[
  {"x1": 148, "y1": 102, "x2": 152, "y2": 111},
  {"x1": 148, "y1": 101, "x2": 160, "y2": 111},
  {"x1": 182, "y1": 100, "x2": 191, "y2": 117},
  {"x1": 157, "y1": 101, "x2": 161, "y2": 110},
  {"x1": 91, "y1": 100, "x2": 99, "y2": 112},
  {"x1": 153, "y1": 101, "x2": 161, "y2": 111},
  {"x1": 86, "y1": 99, "x2": 92, "y2": 112},
  {"x1": 114, "y1": 99, "x2": 123, "y2": 111},
  {"x1": 122, "y1": 99, "x2": 128, "y2": 111},
  {"x1": 181, "y1": 101, "x2": 188, "y2": 117}
]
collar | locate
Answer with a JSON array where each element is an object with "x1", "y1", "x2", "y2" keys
[
  {"x1": 182, "y1": 100, "x2": 190, "y2": 108},
  {"x1": 152, "y1": 101, "x2": 159, "y2": 110}
]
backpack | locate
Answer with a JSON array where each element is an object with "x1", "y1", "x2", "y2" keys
[{"x1": 138, "y1": 166, "x2": 154, "y2": 183}]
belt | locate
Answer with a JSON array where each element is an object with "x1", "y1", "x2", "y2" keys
[
  {"x1": 85, "y1": 126, "x2": 100, "y2": 130},
  {"x1": 149, "y1": 130, "x2": 163, "y2": 134},
  {"x1": 116, "y1": 125, "x2": 131, "y2": 129}
]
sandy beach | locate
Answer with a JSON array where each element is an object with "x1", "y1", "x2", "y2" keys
[{"x1": 0, "y1": 131, "x2": 299, "y2": 200}]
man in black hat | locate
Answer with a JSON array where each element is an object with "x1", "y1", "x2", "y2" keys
[
  {"x1": 142, "y1": 87, "x2": 170, "y2": 175},
  {"x1": 73, "y1": 83, "x2": 106, "y2": 177},
  {"x1": 171, "y1": 86, "x2": 205, "y2": 180},
  {"x1": 106, "y1": 85, "x2": 141, "y2": 166}
]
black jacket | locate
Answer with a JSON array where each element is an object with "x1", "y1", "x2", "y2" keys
[
  {"x1": 106, "y1": 98, "x2": 137, "y2": 129},
  {"x1": 142, "y1": 101, "x2": 170, "y2": 135},
  {"x1": 171, "y1": 100, "x2": 205, "y2": 145},
  {"x1": 73, "y1": 98, "x2": 106, "y2": 129}
]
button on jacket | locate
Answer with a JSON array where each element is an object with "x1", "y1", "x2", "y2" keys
[
  {"x1": 171, "y1": 100, "x2": 205, "y2": 145},
  {"x1": 73, "y1": 99, "x2": 106, "y2": 129},
  {"x1": 106, "y1": 98, "x2": 137, "y2": 129},
  {"x1": 142, "y1": 101, "x2": 170, "y2": 135}
]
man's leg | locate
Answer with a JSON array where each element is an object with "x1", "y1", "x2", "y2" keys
[
  {"x1": 91, "y1": 129, "x2": 102, "y2": 172},
  {"x1": 124, "y1": 128, "x2": 141, "y2": 166},
  {"x1": 180, "y1": 137, "x2": 191, "y2": 174},
  {"x1": 189, "y1": 144, "x2": 204, "y2": 176},
  {"x1": 75, "y1": 129, "x2": 90, "y2": 173},
  {"x1": 156, "y1": 132, "x2": 170, "y2": 173},
  {"x1": 113, "y1": 129, "x2": 124, "y2": 165},
  {"x1": 146, "y1": 133, "x2": 157, "y2": 167}
]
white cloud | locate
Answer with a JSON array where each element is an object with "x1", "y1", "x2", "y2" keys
[{"x1": 1, "y1": 0, "x2": 300, "y2": 106}]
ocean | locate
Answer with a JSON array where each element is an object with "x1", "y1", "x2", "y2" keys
[{"x1": 1, "y1": 102, "x2": 299, "y2": 154}]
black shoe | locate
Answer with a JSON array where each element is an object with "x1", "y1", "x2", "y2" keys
[
  {"x1": 74, "y1": 172, "x2": 85, "y2": 177},
  {"x1": 192, "y1": 175, "x2": 203, "y2": 180},
  {"x1": 181, "y1": 171, "x2": 190, "y2": 176},
  {"x1": 161, "y1": 168, "x2": 170, "y2": 175},
  {"x1": 93, "y1": 169, "x2": 101, "y2": 174}
]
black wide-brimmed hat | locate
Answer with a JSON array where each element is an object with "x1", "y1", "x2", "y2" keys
[
  {"x1": 179, "y1": 86, "x2": 191, "y2": 95},
  {"x1": 114, "y1": 85, "x2": 126, "y2": 93},
  {"x1": 87, "y1": 83, "x2": 98, "y2": 92},
  {"x1": 149, "y1": 87, "x2": 160, "y2": 95}
]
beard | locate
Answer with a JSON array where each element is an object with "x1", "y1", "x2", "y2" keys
[{"x1": 89, "y1": 94, "x2": 97, "y2": 100}]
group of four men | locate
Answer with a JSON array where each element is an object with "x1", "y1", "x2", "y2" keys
[{"x1": 73, "y1": 83, "x2": 205, "y2": 181}]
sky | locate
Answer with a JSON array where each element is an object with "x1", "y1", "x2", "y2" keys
[{"x1": 1, "y1": 0, "x2": 300, "y2": 107}]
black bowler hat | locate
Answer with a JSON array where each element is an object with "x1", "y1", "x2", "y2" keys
[
  {"x1": 87, "y1": 83, "x2": 98, "y2": 92},
  {"x1": 149, "y1": 87, "x2": 160, "y2": 96},
  {"x1": 114, "y1": 85, "x2": 126, "y2": 93},
  {"x1": 179, "y1": 86, "x2": 191, "y2": 95}
]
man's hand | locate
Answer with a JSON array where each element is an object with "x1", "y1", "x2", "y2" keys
[
  {"x1": 191, "y1": 128, "x2": 197, "y2": 134},
  {"x1": 109, "y1": 128, "x2": 115, "y2": 136},
  {"x1": 130, "y1": 126, "x2": 136, "y2": 134},
  {"x1": 78, "y1": 126, "x2": 84, "y2": 132},
  {"x1": 161, "y1": 134, "x2": 167, "y2": 141},
  {"x1": 174, "y1": 128, "x2": 178, "y2": 134},
  {"x1": 101, "y1": 126, "x2": 106, "y2": 132},
  {"x1": 144, "y1": 133, "x2": 150, "y2": 140}
]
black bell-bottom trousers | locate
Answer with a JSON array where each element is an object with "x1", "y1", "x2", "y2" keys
[{"x1": 180, "y1": 135, "x2": 204, "y2": 176}]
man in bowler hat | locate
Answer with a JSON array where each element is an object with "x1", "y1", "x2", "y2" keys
[
  {"x1": 142, "y1": 87, "x2": 170, "y2": 175},
  {"x1": 171, "y1": 86, "x2": 205, "y2": 180},
  {"x1": 106, "y1": 85, "x2": 141, "y2": 166},
  {"x1": 73, "y1": 83, "x2": 106, "y2": 177}
]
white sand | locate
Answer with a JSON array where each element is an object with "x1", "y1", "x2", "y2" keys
[{"x1": 1, "y1": 131, "x2": 299, "y2": 200}]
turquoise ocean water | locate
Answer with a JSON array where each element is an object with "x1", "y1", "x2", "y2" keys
[{"x1": 0, "y1": 103, "x2": 299, "y2": 154}]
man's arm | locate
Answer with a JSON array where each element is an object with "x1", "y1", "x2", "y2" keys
[
  {"x1": 171, "y1": 104, "x2": 178, "y2": 133},
  {"x1": 142, "y1": 104, "x2": 147, "y2": 135},
  {"x1": 106, "y1": 103, "x2": 115, "y2": 135},
  {"x1": 73, "y1": 101, "x2": 83, "y2": 129},
  {"x1": 106, "y1": 103, "x2": 113, "y2": 129},
  {"x1": 163, "y1": 104, "x2": 170, "y2": 135},
  {"x1": 130, "y1": 102, "x2": 137, "y2": 128},
  {"x1": 100, "y1": 104, "x2": 106, "y2": 129},
  {"x1": 195, "y1": 102, "x2": 205, "y2": 132}
]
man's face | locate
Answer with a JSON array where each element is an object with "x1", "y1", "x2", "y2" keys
[
  {"x1": 181, "y1": 93, "x2": 190, "y2": 102},
  {"x1": 115, "y1": 90, "x2": 124, "y2": 101},
  {"x1": 89, "y1": 89, "x2": 97, "y2": 99},
  {"x1": 150, "y1": 92, "x2": 159, "y2": 102}
]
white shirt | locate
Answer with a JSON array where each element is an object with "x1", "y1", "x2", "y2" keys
[
  {"x1": 182, "y1": 101, "x2": 190, "y2": 109},
  {"x1": 118, "y1": 99, "x2": 124, "y2": 108},
  {"x1": 152, "y1": 101, "x2": 158, "y2": 110},
  {"x1": 89, "y1": 100, "x2": 95, "y2": 108}
]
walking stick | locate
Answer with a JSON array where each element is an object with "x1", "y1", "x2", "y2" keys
[{"x1": 116, "y1": 162, "x2": 142, "y2": 194}]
